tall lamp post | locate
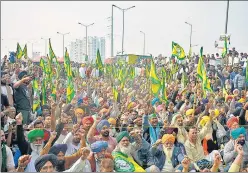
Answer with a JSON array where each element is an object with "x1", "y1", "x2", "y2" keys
[
  {"x1": 78, "y1": 22, "x2": 94, "y2": 62},
  {"x1": 185, "y1": 21, "x2": 192, "y2": 52},
  {"x1": 140, "y1": 31, "x2": 145, "y2": 55},
  {"x1": 57, "y1": 32, "x2": 70, "y2": 57},
  {"x1": 111, "y1": 5, "x2": 114, "y2": 57},
  {"x1": 28, "y1": 41, "x2": 39, "y2": 58},
  {"x1": 41, "y1": 37, "x2": 49, "y2": 56},
  {"x1": 113, "y1": 5, "x2": 135, "y2": 55}
]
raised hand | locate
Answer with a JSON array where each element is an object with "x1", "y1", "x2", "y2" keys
[
  {"x1": 18, "y1": 155, "x2": 31, "y2": 168},
  {"x1": 15, "y1": 112, "x2": 23, "y2": 125},
  {"x1": 80, "y1": 147, "x2": 90, "y2": 160}
]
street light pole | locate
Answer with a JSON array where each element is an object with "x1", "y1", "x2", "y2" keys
[
  {"x1": 225, "y1": 0, "x2": 229, "y2": 34},
  {"x1": 185, "y1": 22, "x2": 193, "y2": 59},
  {"x1": 57, "y1": 32, "x2": 70, "y2": 57},
  {"x1": 185, "y1": 22, "x2": 192, "y2": 49},
  {"x1": 140, "y1": 31, "x2": 145, "y2": 55},
  {"x1": 41, "y1": 37, "x2": 49, "y2": 56},
  {"x1": 78, "y1": 22, "x2": 94, "y2": 62},
  {"x1": 111, "y1": 5, "x2": 114, "y2": 57},
  {"x1": 113, "y1": 5, "x2": 135, "y2": 55}
]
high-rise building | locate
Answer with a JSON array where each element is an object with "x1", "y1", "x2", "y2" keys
[{"x1": 69, "y1": 37, "x2": 105, "y2": 63}]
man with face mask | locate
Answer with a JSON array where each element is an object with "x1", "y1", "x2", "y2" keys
[
  {"x1": 87, "y1": 118, "x2": 117, "y2": 153},
  {"x1": 88, "y1": 141, "x2": 113, "y2": 172},
  {"x1": 13, "y1": 71, "x2": 33, "y2": 125},
  {"x1": 224, "y1": 127, "x2": 248, "y2": 167},
  {"x1": 1, "y1": 72, "x2": 14, "y2": 106}
]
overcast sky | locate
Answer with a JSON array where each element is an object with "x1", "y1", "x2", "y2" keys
[{"x1": 1, "y1": 1, "x2": 248, "y2": 58}]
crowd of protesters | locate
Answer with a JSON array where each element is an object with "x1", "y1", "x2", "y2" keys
[{"x1": 1, "y1": 48, "x2": 248, "y2": 172}]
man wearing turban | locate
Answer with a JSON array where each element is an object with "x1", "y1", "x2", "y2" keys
[
  {"x1": 35, "y1": 154, "x2": 58, "y2": 172},
  {"x1": 112, "y1": 131, "x2": 145, "y2": 172},
  {"x1": 16, "y1": 127, "x2": 45, "y2": 172},
  {"x1": 88, "y1": 141, "x2": 113, "y2": 172},
  {"x1": 224, "y1": 127, "x2": 248, "y2": 167},
  {"x1": 87, "y1": 118, "x2": 117, "y2": 153},
  {"x1": 108, "y1": 118, "x2": 117, "y2": 137},
  {"x1": 150, "y1": 134, "x2": 186, "y2": 172},
  {"x1": 34, "y1": 147, "x2": 91, "y2": 172},
  {"x1": 184, "y1": 109, "x2": 196, "y2": 127},
  {"x1": 81, "y1": 116, "x2": 94, "y2": 135},
  {"x1": 74, "y1": 108, "x2": 84, "y2": 125}
]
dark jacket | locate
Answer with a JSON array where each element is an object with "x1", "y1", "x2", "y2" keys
[{"x1": 150, "y1": 142, "x2": 186, "y2": 171}]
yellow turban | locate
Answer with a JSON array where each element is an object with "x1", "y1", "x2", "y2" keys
[
  {"x1": 108, "y1": 118, "x2": 116, "y2": 125},
  {"x1": 127, "y1": 102, "x2": 136, "y2": 110},
  {"x1": 186, "y1": 109, "x2": 194, "y2": 116},
  {"x1": 214, "y1": 109, "x2": 220, "y2": 117},
  {"x1": 199, "y1": 116, "x2": 210, "y2": 128},
  {"x1": 75, "y1": 108, "x2": 84, "y2": 115},
  {"x1": 238, "y1": 98, "x2": 245, "y2": 103},
  {"x1": 82, "y1": 82, "x2": 87, "y2": 86},
  {"x1": 162, "y1": 134, "x2": 175, "y2": 144}
]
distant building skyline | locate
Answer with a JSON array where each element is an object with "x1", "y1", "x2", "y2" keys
[{"x1": 69, "y1": 36, "x2": 105, "y2": 63}]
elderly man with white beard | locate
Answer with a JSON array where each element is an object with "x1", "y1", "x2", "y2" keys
[
  {"x1": 112, "y1": 131, "x2": 146, "y2": 172},
  {"x1": 16, "y1": 127, "x2": 45, "y2": 172},
  {"x1": 15, "y1": 109, "x2": 58, "y2": 172},
  {"x1": 150, "y1": 134, "x2": 185, "y2": 172}
]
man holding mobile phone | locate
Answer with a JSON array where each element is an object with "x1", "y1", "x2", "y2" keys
[{"x1": 13, "y1": 71, "x2": 33, "y2": 125}]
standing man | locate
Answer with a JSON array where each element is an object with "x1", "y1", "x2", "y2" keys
[{"x1": 13, "y1": 71, "x2": 32, "y2": 125}]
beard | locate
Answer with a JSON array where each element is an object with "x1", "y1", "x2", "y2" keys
[
  {"x1": 102, "y1": 131, "x2": 110, "y2": 137},
  {"x1": 163, "y1": 145, "x2": 173, "y2": 159},
  {"x1": 72, "y1": 138, "x2": 80, "y2": 145},
  {"x1": 119, "y1": 144, "x2": 132, "y2": 157},
  {"x1": 30, "y1": 142, "x2": 44, "y2": 154},
  {"x1": 56, "y1": 160, "x2": 65, "y2": 172}
]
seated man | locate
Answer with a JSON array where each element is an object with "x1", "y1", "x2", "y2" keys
[
  {"x1": 112, "y1": 131, "x2": 145, "y2": 172},
  {"x1": 224, "y1": 127, "x2": 248, "y2": 167},
  {"x1": 151, "y1": 134, "x2": 185, "y2": 172},
  {"x1": 88, "y1": 141, "x2": 113, "y2": 172}
]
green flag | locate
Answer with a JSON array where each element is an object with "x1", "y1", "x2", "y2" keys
[
  {"x1": 23, "y1": 44, "x2": 27, "y2": 59},
  {"x1": 49, "y1": 38, "x2": 56, "y2": 61},
  {"x1": 32, "y1": 79, "x2": 40, "y2": 112},
  {"x1": 222, "y1": 37, "x2": 228, "y2": 58},
  {"x1": 172, "y1": 41, "x2": 186, "y2": 60},
  {"x1": 16, "y1": 43, "x2": 23, "y2": 59},
  {"x1": 96, "y1": 49, "x2": 103, "y2": 71},
  {"x1": 42, "y1": 80, "x2": 47, "y2": 105},
  {"x1": 150, "y1": 59, "x2": 161, "y2": 96}
]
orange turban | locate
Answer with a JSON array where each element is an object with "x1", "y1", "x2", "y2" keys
[
  {"x1": 162, "y1": 134, "x2": 175, "y2": 144},
  {"x1": 82, "y1": 116, "x2": 94, "y2": 125},
  {"x1": 227, "y1": 117, "x2": 239, "y2": 129}
]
